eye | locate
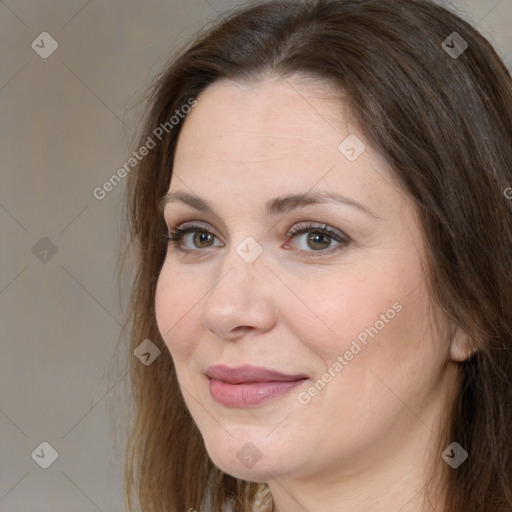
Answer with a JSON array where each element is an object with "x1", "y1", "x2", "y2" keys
[
  {"x1": 283, "y1": 222, "x2": 349, "y2": 257},
  {"x1": 163, "y1": 221, "x2": 349, "y2": 257},
  {"x1": 164, "y1": 223, "x2": 222, "y2": 251}
]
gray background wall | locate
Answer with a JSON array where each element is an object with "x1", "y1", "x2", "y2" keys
[{"x1": 1, "y1": 1, "x2": 510, "y2": 510}]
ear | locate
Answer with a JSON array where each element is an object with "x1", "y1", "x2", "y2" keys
[{"x1": 449, "y1": 322, "x2": 476, "y2": 362}]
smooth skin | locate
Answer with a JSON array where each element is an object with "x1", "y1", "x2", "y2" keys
[{"x1": 155, "y1": 74, "x2": 472, "y2": 512}]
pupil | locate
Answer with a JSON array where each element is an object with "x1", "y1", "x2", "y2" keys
[
  {"x1": 309, "y1": 232, "x2": 329, "y2": 249},
  {"x1": 195, "y1": 232, "x2": 211, "y2": 246}
]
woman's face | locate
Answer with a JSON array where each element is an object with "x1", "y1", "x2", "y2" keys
[{"x1": 155, "y1": 75, "x2": 460, "y2": 485}]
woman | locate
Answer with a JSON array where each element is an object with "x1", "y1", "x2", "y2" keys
[{"x1": 120, "y1": 0, "x2": 512, "y2": 510}]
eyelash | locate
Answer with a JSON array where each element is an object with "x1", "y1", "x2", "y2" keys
[{"x1": 163, "y1": 221, "x2": 349, "y2": 258}]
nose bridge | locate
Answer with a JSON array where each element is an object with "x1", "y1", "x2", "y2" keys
[
  {"x1": 201, "y1": 236, "x2": 275, "y2": 336},
  {"x1": 210, "y1": 235, "x2": 267, "y2": 302}
]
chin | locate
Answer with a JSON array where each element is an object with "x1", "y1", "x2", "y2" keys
[
  {"x1": 203, "y1": 434, "x2": 300, "y2": 483},
  {"x1": 216, "y1": 463, "x2": 270, "y2": 483}
]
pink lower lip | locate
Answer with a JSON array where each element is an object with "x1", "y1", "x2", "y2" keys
[{"x1": 208, "y1": 378, "x2": 307, "y2": 407}]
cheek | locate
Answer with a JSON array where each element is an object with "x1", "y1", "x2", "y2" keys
[
  {"x1": 280, "y1": 269, "x2": 403, "y2": 357},
  {"x1": 286, "y1": 256, "x2": 437, "y2": 380},
  {"x1": 287, "y1": 274, "x2": 441, "y2": 452},
  {"x1": 154, "y1": 262, "x2": 202, "y2": 358}
]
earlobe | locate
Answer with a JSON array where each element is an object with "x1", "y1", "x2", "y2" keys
[{"x1": 449, "y1": 322, "x2": 477, "y2": 362}]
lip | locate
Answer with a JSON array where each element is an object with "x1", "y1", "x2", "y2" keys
[
  {"x1": 205, "y1": 364, "x2": 308, "y2": 384},
  {"x1": 205, "y1": 364, "x2": 309, "y2": 407}
]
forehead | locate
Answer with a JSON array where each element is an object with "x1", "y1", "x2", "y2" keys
[
  {"x1": 169, "y1": 75, "x2": 401, "y2": 221},
  {"x1": 174, "y1": 75, "x2": 349, "y2": 164}
]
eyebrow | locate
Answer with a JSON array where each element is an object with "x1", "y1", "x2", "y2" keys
[{"x1": 159, "y1": 189, "x2": 379, "y2": 219}]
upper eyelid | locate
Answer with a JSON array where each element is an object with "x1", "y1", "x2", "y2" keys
[
  {"x1": 162, "y1": 198, "x2": 372, "y2": 233},
  {"x1": 163, "y1": 211, "x2": 348, "y2": 231},
  {"x1": 168, "y1": 220, "x2": 348, "y2": 245},
  {"x1": 169, "y1": 220, "x2": 211, "y2": 231},
  {"x1": 167, "y1": 219, "x2": 343, "y2": 235}
]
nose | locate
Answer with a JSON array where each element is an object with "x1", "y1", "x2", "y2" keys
[{"x1": 201, "y1": 242, "x2": 277, "y2": 341}]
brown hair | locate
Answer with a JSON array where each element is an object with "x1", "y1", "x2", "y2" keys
[{"x1": 119, "y1": 0, "x2": 512, "y2": 510}]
